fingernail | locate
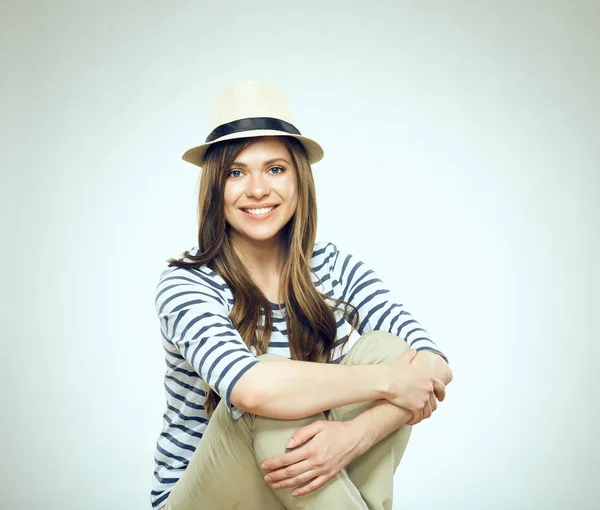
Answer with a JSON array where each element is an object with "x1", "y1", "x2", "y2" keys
[{"x1": 286, "y1": 439, "x2": 295, "y2": 447}]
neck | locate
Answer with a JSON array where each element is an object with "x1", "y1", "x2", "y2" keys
[{"x1": 230, "y1": 234, "x2": 285, "y2": 280}]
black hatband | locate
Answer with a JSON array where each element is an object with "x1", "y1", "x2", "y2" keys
[{"x1": 205, "y1": 117, "x2": 301, "y2": 143}]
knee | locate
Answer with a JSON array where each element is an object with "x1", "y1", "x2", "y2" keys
[
  {"x1": 363, "y1": 330, "x2": 410, "y2": 353},
  {"x1": 345, "y1": 330, "x2": 409, "y2": 365}
]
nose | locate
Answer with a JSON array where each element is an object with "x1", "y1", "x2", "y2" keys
[{"x1": 246, "y1": 172, "x2": 270, "y2": 199}]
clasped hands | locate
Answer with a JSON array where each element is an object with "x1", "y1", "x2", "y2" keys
[{"x1": 260, "y1": 349, "x2": 449, "y2": 496}]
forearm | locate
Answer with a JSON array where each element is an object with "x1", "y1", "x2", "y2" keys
[
  {"x1": 348, "y1": 352, "x2": 452, "y2": 455},
  {"x1": 347, "y1": 399, "x2": 412, "y2": 456},
  {"x1": 231, "y1": 359, "x2": 387, "y2": 420}
]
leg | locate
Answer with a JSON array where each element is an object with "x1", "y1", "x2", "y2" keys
[
  {"x1": 253, "y1": 405, "x2": 368, "y2": 509},
  {"x1": 163, "y1": 381, "x2": 285, "y2": 510},
  {"x1": 165, "y1": 353, "x2": 368, "y2": 510},
  {"x1": 326, "y1": 330, "x2": 413, "y2": 510}
]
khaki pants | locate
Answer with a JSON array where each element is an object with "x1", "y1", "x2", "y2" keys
[{"x1": 164, "y1": 331, "x2": 412, "y2": 510}]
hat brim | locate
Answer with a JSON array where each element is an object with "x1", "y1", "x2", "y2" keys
[{"x1": 181, "y1": 130, "x2": 324, "y2": 168}]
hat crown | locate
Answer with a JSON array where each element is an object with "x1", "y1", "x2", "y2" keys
[
  {"x1": 208, "y1": 81, "x2": 296, "y2": 132},
  {"x1": 181, "y1": 80, "x2": 324, "y2": 167}
]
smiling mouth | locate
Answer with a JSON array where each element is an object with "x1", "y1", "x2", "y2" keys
[{"x1": 242, "y1": 206, "x2": 278, "y2": 216}]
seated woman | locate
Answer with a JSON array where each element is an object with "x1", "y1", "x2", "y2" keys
[{"x1": 151, "y1": 81, "x2": 452, "y2": 510}]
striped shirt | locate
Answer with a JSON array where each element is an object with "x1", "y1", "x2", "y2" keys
[{"x1": 151, "y1": 241, "x2": 445, "y2": 508}]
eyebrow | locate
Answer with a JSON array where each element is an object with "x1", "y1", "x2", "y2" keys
[{"x1": 230, "y1": 157, "x2": 291, "y2": 168}]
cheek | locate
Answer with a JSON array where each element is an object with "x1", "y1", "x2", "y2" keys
[
  {"x1": 290, "y1": 188, "x2": 298, "y2": 208},
  {"x1": 283, "y1": 175, "x2": 298, "y2": 201},
  {"x1": 223, "y1": 182, "x2": 240, "y2": 207},
  {"x1": 290, "y1": 182, "x2": 299, "y2": 205},
  {"x1": 223, "y1": 185, "x2": 239, "y2": 223}
]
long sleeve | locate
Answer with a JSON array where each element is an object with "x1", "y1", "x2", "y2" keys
[
  {"x1": 155, "y1": 265, "x2": 259, "y2": 419},
  {"x1": 326, "y1": 242, "x2": 447, "y2": 361}
]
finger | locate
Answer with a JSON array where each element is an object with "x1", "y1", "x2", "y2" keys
[
  {"x1": 269, "y1": 467, "x2": 320, "y2": 490},
  {"x1": 261, "y1": 445, "x2": 311, "y2": 471},
  {"x1": 404, "y1": 409, "x2": 416, "y2": 426},
  {"x1": 292, "y1": 473, "x2": 335, "y2": 497},
  {"x1": 423, "y1": 399, "x2": 432, "y2": 420},
  {"x1": 264, "y1": 460, "x2": 313, "y2": 483},
  {"x1": 433, "y1": 377, "x2": 446, "y2": 402},
  {"x1": 415, "y1": 405, "x2": 424, "y2": 423},
  {"x1": 430, "y1": 394, "x2": 437, "y2": 413},
  {"x1": 407, "y1": 407, "x2": 423, "y2": 426},
  {"x1": 285, "y1": 421, "x2": 323, "y2": 449}
]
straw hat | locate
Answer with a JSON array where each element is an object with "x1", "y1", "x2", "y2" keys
[{"x1": 182, "y1": 81, "x2": 324, "y2": 168}]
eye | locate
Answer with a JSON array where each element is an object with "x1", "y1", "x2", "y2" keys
[
  {"x1": 228, "y1": 169, "x2": 243, "y2": 178},
  {"x1": 268, "y1": 166, "x2": 285, "y2": 175}
]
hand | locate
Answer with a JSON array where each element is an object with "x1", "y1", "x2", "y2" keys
[
  {"x1": 411, "y1": 350, "x2": 453, "y2": 385},
  {"x1": 385, "y1": 349, "x2": 446, "y2": 425},
  {"x1": 260, "y1": 420, "x2": 360, "y2": 497},
  {"x1": 408, "y1": 351, "x2": 452, "y2": 425}
]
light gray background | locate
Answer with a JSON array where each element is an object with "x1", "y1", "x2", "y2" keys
[{"x1": 2, "y1": 1, "x2": 598, "y2": 509}]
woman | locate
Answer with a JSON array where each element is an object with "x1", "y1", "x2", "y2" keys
[{"x1": 151, "y1": 81, "x2": 452, "y2": 510}]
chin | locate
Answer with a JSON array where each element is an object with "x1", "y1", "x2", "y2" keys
[
  {"x1": 230, "y1": 227, "x2": 280, "y2": 244},
  {"x1": 246, "y1": 232, "x2": 281, "y2": 243}
]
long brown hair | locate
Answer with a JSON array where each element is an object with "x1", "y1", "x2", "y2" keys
[{"x1": 168, "y1": 136, "x2": 358, "y2": 415}]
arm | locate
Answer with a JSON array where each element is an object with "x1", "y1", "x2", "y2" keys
[
  {"x1": 258, "y1": 354, "x2": 444, "y2": 496},
  {"x1": 329, "y1": 242, "x2": 452, "y2": 423},
  {"x1": 233, "y1": 346, "x2": 447, "y2": 420},
  {"x1": 328, "y1": 242, "x2": 448, "y2": 362},
  {"x1": 327, "y1": 242, "x2": 453, "y2": 442},
  {"x1": 348, "y1": 399, "x2": 412, "y2": 456},
  {"x1": 233, "y1": 244, "x2": 446, "y2": 418},
  {"x1": 349, "y1": 351, "x2": 454, "y2": 453},
  {"x1": 231, "y1": 359, "x2": 388, "y2": 419},
  {"x1": 156, "y1": 265, "x2": 438, "y2": 421},
  {"x1": 259, "y1": 371, "x2": 442, "y2": 497},
  {"x1": 155, "y1": 266, "x2": 261, "y2": 419},
  {"x1": 413, "y1": 350, "x2": 453, "y2": 385},
  {"x1": 259, "y1": 404, "x2": 411, "y2": 498},
  {"x1": 260, "y1": 358, "x2": 449, "y2": 496},
  {"x1": 156, "y1": 266, "x2": 389, "y2": 420}
]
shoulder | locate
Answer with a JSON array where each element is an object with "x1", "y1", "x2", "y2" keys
[
  {"x1": 157, "y1": 264, "x2": 226, "y2": 291},
  {"x1": 310, "y1": 240, "x2": 359, "y2": 275},
  {"x1": 312, "y1": 241, "x2": 370, "y2": 283},
  {"x1": 310, "y1": 240, "x2": 339, "y2": 271},
  {"x1": 155, "y1": 247, "x2": 230, "y2": 309}
]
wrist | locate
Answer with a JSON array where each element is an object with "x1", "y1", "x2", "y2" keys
[
  {"x1": 343, "y1": 419, "x2": 373, "y2": 457},
  {"x1": 369, "y1": 363, "x2": 392, "y2": 401},
  {"x1": 413, "y1": 351, "x2": 453, "y2": 385}
]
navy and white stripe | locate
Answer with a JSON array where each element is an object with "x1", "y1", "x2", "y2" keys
[
  {"x1": 328, "y1": 245, "x2": 446, "y2": 359},
  {"x1": 150, "y1": 241, "x2": 445, "y2": 508}
]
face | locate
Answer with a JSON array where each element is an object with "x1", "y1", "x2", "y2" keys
[{"x1": 223, "y1": 137, "x2": 298, "y2": 247}]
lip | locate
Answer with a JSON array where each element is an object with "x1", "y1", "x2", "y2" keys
[
  {"x1": 240, "y1": 204, "x2": 279, "y2": 219},
  {"x1": 239, "y1": 204, "x2": 279, "y2": 210}
]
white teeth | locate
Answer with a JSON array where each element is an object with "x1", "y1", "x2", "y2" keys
[{"x1": 244, "y1": 206, "x2": 275, "y2": 216}]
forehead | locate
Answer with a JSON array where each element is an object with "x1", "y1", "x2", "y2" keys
[{"x1": 233, "y1": 137, "x2": 292, "y2": 164}]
